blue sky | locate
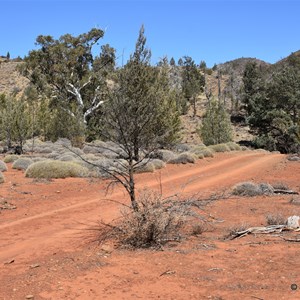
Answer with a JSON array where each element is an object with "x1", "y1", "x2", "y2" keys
[{"x1": 0, "y1": 0, "x2": 299, "y2": 67}]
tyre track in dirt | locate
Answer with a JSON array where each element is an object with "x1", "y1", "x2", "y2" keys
[{"x1": 0, "y1": 152, "x2": 284, "y2": 263}]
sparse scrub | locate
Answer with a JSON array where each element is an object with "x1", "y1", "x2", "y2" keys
[
  {"x1": 12, "y1": 157, "x2": 34, "y2": 170},
  {"x1": 25, "y1": 160, "x2": 89, "y2": 178},
  {"x1": 208, "y1": 143, "x2": 231, "y2": 153},
  {"x1": 135, "y1": 161, "x2": 155, "y2": 173},
  {"x1": 58, "y1": 154, "x2": 77, "y2": 162},
  {"x1": 0, "y1": 171, "x2": 4, "y2": 183},
  {"x1": 149, "y1": 159, "x2": 166, "y2": 170},
  {"x1": 168, "y1": 152, "x2": 197, "y2": 164},
  {"x1": 191, "y1": 146, "x2": 214, "y2": 158},
  {"x1": 266, "y1": 213, "x2": 286, "y2": 225},
  {"x1": 272, "y1": 182, "x2": 290, "y2": 190},
  {"x1": 232, "y1": 182, "x2": 274, "y2": 196},
  {"x1": 97, "y1": 191, "x2": 193, "y2": 248},
  {"x1": 46, "y1": 152, "x2": 60, "y2": 159},
  {"x1": 0, "y1": 160, "x2": 8, "y2": 172},
  {"x1": 226, "y1": 142, "x2": 241, "y2": 151},
  {"x1": 32, "y1": 157, "x2": 47, "y2": 162},
  {"x1": 172, "y1": 143, "x2": 192, "y2": 153},
  {"x1": 151, "y1": 149, "x2": 177, "y2": 162},
  {"x1": 3, "y1": 155, "x2": 19, "y2": 163}
]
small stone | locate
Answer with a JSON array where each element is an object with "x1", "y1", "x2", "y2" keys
[
  {"x1": 25, "y1": 295, "x2": 34, "y2": 299},
  {"x1": 30, "y1": 264, "x2": 40, "y2": 269}
]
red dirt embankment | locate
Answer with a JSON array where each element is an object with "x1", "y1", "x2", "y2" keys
[{"x1": 1, "y1": 151, "x2": 300, "y2": 299}]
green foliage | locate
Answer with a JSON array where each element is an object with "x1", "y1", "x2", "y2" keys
[
  {"x1": 200, "y1": 100, "x2": 233, "y2": 145},
  {"x1": 181, "y1": 56, "x2": 205, "y2": 117},
  {"x1": 243, "y1": 63, "x2": 300, "y2": 153},
  {"x1": 25, "y1": 160, "x2": 89, "y2": 178},
  {"x1": 169, "y1": 57, "x2": 176, "y2": 66},
  {"x1": 0, "y1": 94, "x2": 31, "y2": 148},
  {"x1": 21, "y1": 28, "x2": 111, "y2": 129}
]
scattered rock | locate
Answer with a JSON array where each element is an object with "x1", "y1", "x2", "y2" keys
[
  {"x1": 30, "y1": 263, "x2": 40, "y2": 269},
  {"x1": 287, "y1": 216, "x2": 300, "y2": 229}
]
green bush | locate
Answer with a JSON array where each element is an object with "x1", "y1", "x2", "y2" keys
[
  {"x1": 25, "y1": 160, "x2": 89, "y2": 179},
  {"x1": 12, "y1": 157, "x2": 34, "y2": 170},
  {"x1": 208, "y1": 143, "x2": 231, "y2": 152},
  {"x1": 3, "y1": 155, "x2": 19, "y2": 163},
  {"x1": 0, "y1": 160, "x2": 8, "y2": 172},
  {"x1": 0, "y1": 171, "x2": 4, "y2": 183},
  {"x1": 168, "y1": 152, "x2": 197, "y2": 164}
]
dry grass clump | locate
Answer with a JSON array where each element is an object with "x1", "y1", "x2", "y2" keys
[
  {"x1": 266, "y1": 213, "x2": 286, "y2": 225},
  {"x1": 3, "y1": 154, "x2": 19, "y2": 163},
  {"x1": 0, "y1": 171, "x2": 4, "y2": 183},
  {"x1": 0, "y1": 160, "x2": 8, "y2": 172},
  {"x1": 54, "y1": 138, "x2": 72, "y2": 148},
  {"x1": 168, "y1": 152, "x2": 197, "y2": 164},
  {"x1": 12, "y1": 157, "x2": 34, "y2": 170},
  {"x1": 191, "y1": 146, "x2": 214, "y2": 158},
  {"x1": 97, "y1": 191, "x2": 192, "y2": 248},
  {"x1": 25, "y1": 160, "x2": 89, "y2": 179},
  {"x1": 135, "y1": 161, "x2": 155, "y2": 173},
  {"x1": 172, "y1": 143, "x2": 192, "y2": 153},
  {"x1": 232, "y1": 182, "x2": 274, "y2": 197},
  {"x1": 226, "y1": 142, "x2": 241, "y2": 151},
  {"x1": 272, "y1": 182, "x2": 290, "y2": 190},
  {"x1": 149, "y1": 159, "x2": 166, "y2": 170},
  {"x1": 151, "y1": 149, "x2": 177, "y2": 162},
  {"x1": 58, "y1": 154, "x2": 77, "y2": 162},
  {"x1": 208, "y1": 143, "x2": 231, "y2": 153},
  {"x1": 241, "y1": 146, "x2": 248, "y2": 151},
  {"x1": 32, "y1": 157, "x2": 47, "y2": 162}
]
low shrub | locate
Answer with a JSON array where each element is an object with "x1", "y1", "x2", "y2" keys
[
  {"x1": 226, "y1": 142, "x2": 241, "y2": 151},
  {"x1": 232, "y1": 182, "x2": 274, "y2": 197},
  {"x1": 149, "y1": 159, "x2": 166, "y2": 170},
  {"x1": 25, "y1": 160, "x2": 89, "y2": 179},
  {"x1": 135, "y1": 161, "x2": 155, "y2": 173},
  {"x1": 0, "y1": 160, "x2": 8, "y2": 172},
  {"x1": 208, "y1": 143, "x2": 231, "y2": 152},
  {"x1": 266, "y1": 213, "x2": 286, "y2": 225},
  {"x1": 151, "y1": 150, "x2": 177, "y2": 162},
  {"x1": 191, "y1": 146, "x2": 214, "y2": 158},
  {"x1": 168, "y1": 152, "x2": 197, "y2": 164},
  {"x1": 0, "y1": 171, "x2": 4, "y2": 183},
  {"x1": 12, "y1": 157, "x2": 34, "y2": 170},
  {"x1": 58, "y1": 154, "x2": 77, "y2": 162},
  {"x1": 172, "y1": 143, "x2": 192, "y2": 153},
  {"x1": 97, "y1": 190, "x2": 192, "y2": 248},
  {"x1": 3, "y1": 155, "x2": 19, "y2": 163}
]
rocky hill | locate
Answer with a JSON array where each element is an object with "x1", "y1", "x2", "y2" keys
[{"x1": 0, "y1": 57, "x2": 28, "y2": 97}]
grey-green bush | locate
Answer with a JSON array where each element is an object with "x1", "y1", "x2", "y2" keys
[
  {"x1": 208, "y1": 143, "x2": 231, "y2": 153},
  {"x1": 12, "y1": 157, "x2": 34, "y2": 170},
  {"x1": 25, "y1": 160, "x2": 89, "y2": 179},
  {"x1": 0, "y1": 171, "x2": 4, "y2": 183},
  {"x1": 168, "y1": 152, "x2": 197, "y2": 164},
  {"x1": 0, "y1": 160, "x2": 8, "y2": 172},
  {"x1": 3, "y1": 155, "x2": 19, "y2": 163}
]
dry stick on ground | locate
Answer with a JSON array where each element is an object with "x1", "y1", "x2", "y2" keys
[
  {"x1": 273, "y1": 189, "x2": 299, "y2": 195},
  {"x1": 229, "y1": 225, "x2": 299, "y2": 240}
]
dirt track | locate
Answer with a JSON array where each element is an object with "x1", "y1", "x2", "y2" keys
[{"x1": 1, "y1": 151, "x2": 300, "y2": 299}]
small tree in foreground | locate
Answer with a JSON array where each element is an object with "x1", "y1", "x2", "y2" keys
[
  {"x1": 92, "y1": 25, "x2": 180, "y2": 212},
  {"x1": 200, "y1": 99, "x2": 233, "y2": 145}
]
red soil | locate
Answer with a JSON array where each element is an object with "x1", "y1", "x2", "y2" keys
[{"x1": 0, "y1": 151, "x2": 299, "y2": 299}]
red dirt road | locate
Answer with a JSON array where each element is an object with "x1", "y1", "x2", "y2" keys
[{"x1": 0, "y1": 151, "x2": 300, "y2": 299}]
